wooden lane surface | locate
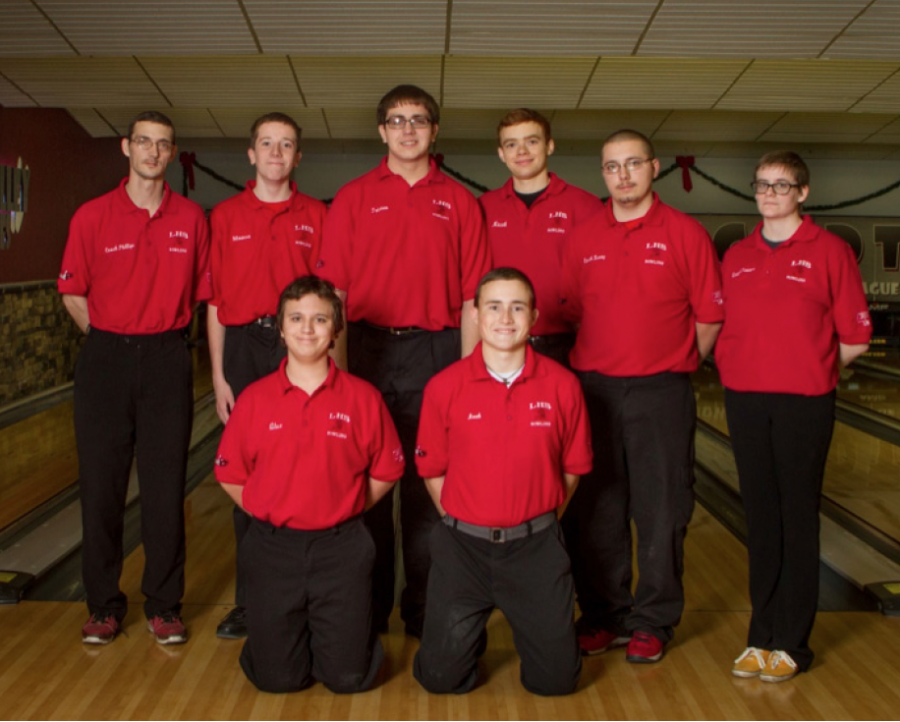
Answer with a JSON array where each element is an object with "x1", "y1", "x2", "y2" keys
[
  {"x1": 0, "y1": 348, "x2": 213, "y2": 533},
  {"x1": 2, "y1": 473, "x2": 900, "y2": 720},
  {"x1": 693, "y1": 364, "x2": 900, "y2": 546}
]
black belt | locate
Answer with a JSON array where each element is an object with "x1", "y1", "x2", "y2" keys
[
  {"x1": 363, "y1": 321, "x2": 431, "y2": 336},
  {"x1": 528, "y1": 332, "x2": 575, "y2": 348},
  {"x1": 442, "y1": 511, "x2": 556, "y2": 544},
  {"x1": 90, "y1": 327, "x2": 187, "y2": 347},
  {"x1": 237, "y1": 315, "x2": 277, "y2": 330}
]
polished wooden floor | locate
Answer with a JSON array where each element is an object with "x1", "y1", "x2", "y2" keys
[{"x1": 1, "y1": 475, "x2": 899, "y2": 720}]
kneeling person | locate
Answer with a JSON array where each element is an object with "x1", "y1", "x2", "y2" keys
[
  {"x1": 214, "y1": 276, "x2": 404, "y2": 693},
  {"x1": 413, "y1": 268, "x2": 592, "y2": 696}
]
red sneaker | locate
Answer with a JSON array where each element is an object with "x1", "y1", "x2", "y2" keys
[
  {"x1": 625, "y1": 631, "x2": 665, "y2": 663},
  {"x1": 147, "y1": 612, "x2": 188, "y2": 645},
  {"x1": 82, "y1": 613, "x2": 120, "y2": 645},
  {"x1": 578, "y1": 627, "x2": 631, "y2": 656}
]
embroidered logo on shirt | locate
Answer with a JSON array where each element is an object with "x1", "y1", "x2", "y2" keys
[
  {"x1": 169, "y1": 230, "x2": 189, "y2": 240},
  {"x1": 547, "y1": 211, "x2": 568, "y2": 234},
  {"x1": 393, "y1": 447, "x2": 405, "y2": 463},
  {"x1": 415, "y1": 446, "x2": 427, "y2": 457},
  {"x1": 214, "y1": 455, "x2": 228, "y2": 467},
  {"x1": 169, "y1": 246, "x2": 188, "y2": 254},
  {"x1": 433, "y1": 199, "x2": 452, "y2": 212},
  {"x1": 644, "y1": 241, "x2": 667, "y2": 266},
  {"x1": 786, "y1": 260, "x2": 811, "y2": 284},
  {"x1": 296, "y1": 224, "x2": 315, "y2": 234},
  {"x1": 857, "y1": 311, "x2": 872, "y2": 327},
  {"x1": 327, "y1": 412, "x2": 350, "y2": 440},
  {"x1": 59, "y1": 271, "x2": 73, "y2": 280},
  {"x1": 529, "y1": 401, "x2": 553, "y2": 428},
  {"x1": 712, "y1": 290, "x2": 723, "y2": 306}
]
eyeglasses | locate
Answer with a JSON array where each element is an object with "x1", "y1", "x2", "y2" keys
[
  {"x1": 751, "y1": 180, "x2": 801, "y2": 195},
  {"x1": 384, "y1": 115, "x2": 432, "y2": 130},
  {"x1": 131, "y1": 136, "x2": 173, "y2": 153},
  {"x1": 602, "y1": 158, "x2": 653, "y2": 175}
]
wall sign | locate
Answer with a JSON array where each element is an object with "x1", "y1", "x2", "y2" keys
[{"x1": 0, "y1": 158, "x2": 30, "y2": 250}]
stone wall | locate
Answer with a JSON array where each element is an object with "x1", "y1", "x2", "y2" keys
[{"x1": 0, "y1": 281, "x2": 81, "y2": 406}]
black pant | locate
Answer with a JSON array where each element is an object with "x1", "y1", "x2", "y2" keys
[
  {"x1": 347, "y1": 322, "x2": 461, "y2": 635},
  {"x1": 224, "y1": 323, "x2": 286, "y2": 608},
  {"x1": 528, "y1": 332, "x2": 576, "y2": 369},
  {"x1": 562, "y1": 371, "x2": 696, "y2": 643},
  {"x1": 725, "y1": 389, "x2": 835, "y2": 671},
  {"x1": 239, "y1": 516, "x2": 384, "y2": 693},
  {"x1": 414, "y1": 519, "x2": 581, "y2": 696},
  {"x1": 75, "y1": 328, "x2": 193, "y2": 620}
]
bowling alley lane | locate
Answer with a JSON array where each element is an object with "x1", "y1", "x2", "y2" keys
[
  {"x1": 0, "y1": 347, "x2": 214, "y2": 533},
  {"x1": 693, "y1": 358, "x2": 900, "y2": 546}
]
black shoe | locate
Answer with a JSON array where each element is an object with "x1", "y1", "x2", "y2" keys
[{"x1": 216, "y1": 606, "x2": 247, "y2": 639}]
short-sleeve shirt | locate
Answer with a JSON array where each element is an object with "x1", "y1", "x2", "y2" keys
[
  {"x1": 415, "y1": 344, "x2": 592, "y2": 527},
  {"x1": 317, "y1": 157, "x2": 491, "y2": 329},
  {"x1": 479, "y1": 173, "x2": 603, "y2": 336},
  {"x1": 214, "y1": 358, "x2": 404, "y2": 530},
  {"x1": 561, "y1": 194, "x2": 724, "y2": 376},
  {"x1": 716, "y1": 216, "x2": 872, "y2": 396},
  {"x1": 58, "y1": 179, "x2": 211, "y2": 334},
  {"x1": 209, "y1": 182, "x2": 326, "y2": 325}
]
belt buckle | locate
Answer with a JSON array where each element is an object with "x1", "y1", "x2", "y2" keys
[
  {"x1": 490, "y1": 528, "x2": 507, "y2": 544},
  {"x1": 257, "y1": 316, "x2": 276, "y2": 329}
]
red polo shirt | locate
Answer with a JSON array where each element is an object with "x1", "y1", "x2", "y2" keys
[
  {"x1": 479, "y1": 174, "x2": 603, "y2": 336},
  {"x1": 561, "y1": 194, "x2": 723, "y2": 376},
  {"x1": 716, "y1": 216, "x2": 872, "y2": 396},
  {"x1": 415, "y1": 344, "x2": 592, "y2": 527},
  {"x1": 215, "y1": 358, "x2": 404, "y2": 530},
  {"x1": 210, "y1": 181, "x2": 326, "y2": 325},
  {"x1": 58, "y1": 179, "x2": 211, "y2": 334},
  {"x1": 317, "y1": 157, "x2": 490, "y2": 329}
]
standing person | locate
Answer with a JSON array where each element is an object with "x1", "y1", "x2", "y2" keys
[
  {"x1": 317, "y1": 84, "x2": 491, "y2": 637},
  {"x1": 479, "y1": 108, "x2": 603, "y2": 366},
  {"x1": 560, "y1": 129, "x2": 724, "y2": 662},
  {"x1": 58, "y1": 111, "x2": 211, "y2": 645},
  {"x1": 413, "y1": 268, "x2": 591, "y2": 696},
  {"x1": 214, "y1": 276, "x2": 403, "y2": 693},
  {"x1": 717, "y1": 151, "x2": 871, "y2": 682},
  {"x1": 207, "y1": 112, "x2": 326, "y2": 640}
]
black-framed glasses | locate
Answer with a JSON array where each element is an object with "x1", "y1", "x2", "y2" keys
[
  {"x1": 602, "y1": 158, "x2": 653, "y2": 175},
  {"x1": 131, "y1": 136, "x2": 173, "y2": 153},
  {"x1": 751, "y1": 180, "x2": 800, "y2": 195},
  {"x1": 384, "y1": 115, "x2": 432, "y2": 130}
]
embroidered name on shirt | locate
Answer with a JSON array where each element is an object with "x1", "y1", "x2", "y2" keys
[
  {"x1": 232, "y1": 234, "x2": 251, "y2": 242},
  {"x1": 583, "y1": 254, "x2": 606, "y2": 264},
  {"x1": 268, "y1": 422, "x2": 283, "y2": 431},
  {"x1": 731, "y1": 267, "x2": 756, "y2": 278},
  {"x1": 492, "y1": 221, "x2": 508, "y2": 228},
  {"x1": 467, "y1": 412, "x2": 482, "y2": 421},
  {"x1": 371, "y1": 206, "x2": 389, "y2": 214},
  {"x1": 104, "y1": 243, "x2": 135, "y2": 253}
]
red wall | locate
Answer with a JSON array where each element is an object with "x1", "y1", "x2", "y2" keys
[{"x1": 0, "y1": 108, "x2": 123, "y2": 283}]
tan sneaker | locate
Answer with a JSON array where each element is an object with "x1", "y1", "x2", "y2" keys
[
  {"x1": 760, "y1": 650, "x2": 799, "y2": 683},
  {"x1": 732, "y1": 647, "x2": 770, "y2": 678}
]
